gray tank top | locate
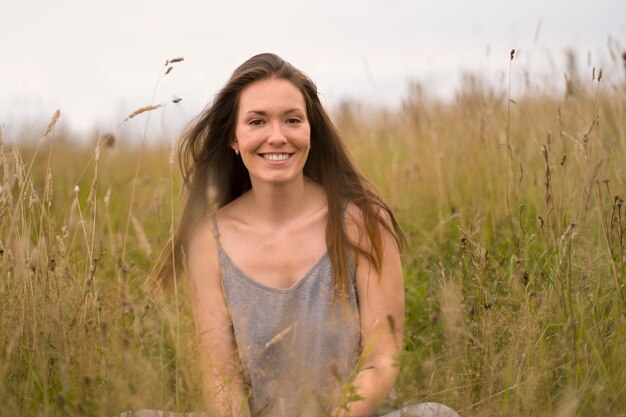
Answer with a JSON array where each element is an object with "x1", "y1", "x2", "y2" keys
[{"x1": 211, "y1": 217, "x2": 361, "y2": 417}]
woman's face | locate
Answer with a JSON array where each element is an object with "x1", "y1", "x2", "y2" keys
[{"x1": 233, "y1": 78, "x2": 311, "y2": 186}]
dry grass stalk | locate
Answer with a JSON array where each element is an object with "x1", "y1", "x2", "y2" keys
[
  {"x1": 13, "y1": 149, "x2": 24, "y2": 190},
  {"x1": 0, "y1": 151, "x2": 9, "y2": 188},
  {"x1": 87, "y1": 177, "x2": 97, "y2": 206},
  {"x1": 264, "y1": 321, "x2": 298, "y2": 349},
  {"x1": 42, "y1": 109, "x2": 61, "y2": 140},
  {"x1": 95, "y1": 137, "x2": 101, "y2": 162},
  {"x1": 55, "y1": 234, "x2": 66, "y2": 258},
  {"x1": 67, "y1": 193, "x2": 78, "y2": 228},
  {"x1": 104, "y1": 186, "x2": 112, "y2": 210},
  {"x1": 131, "y1": 212, "x2": 152, "y2": 258},
  {"x1": 124, "y1": 105, "x2": 162, "y2": 122},
  {"x1": 44, "y1": 166, "x2": 53, "y2": 208},
  {"x1": 28, "y1": 181, "x2": 39, "y2": 210},
  {"x1": 440, "y1": 280, "x2": 465, "y2": 346},
  {"x1": 168, "y1": 140, "x2": 177, "y2": 171}
]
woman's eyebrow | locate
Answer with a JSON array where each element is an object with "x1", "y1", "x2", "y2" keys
[
  {"x1": 284, "y1": 108, "x2": 305, "y2": 115},
  {"x1": 244, "y1": 108, "x2": 304, "y2": 116},
  {"x1": 245, "y1": 110, "x2": 267, "y2": 116}
]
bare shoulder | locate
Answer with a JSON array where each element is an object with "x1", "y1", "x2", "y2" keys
[
  {"x1": 211, "y1": 193, "x2": 250, "y2": 234},
  {"x1": 344, "y1": 201, "x2": 396, "y2": 245},
  {"x1": 186, "y1": 216, "x2": 221, "y2": 289},
  {"x1": 344, "y1": 201, "x2": 364, "y2": 243}
]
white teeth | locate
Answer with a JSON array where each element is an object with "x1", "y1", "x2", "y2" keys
[{"x1": 262, "y1": 153, "x2": 290, "y2": 161}]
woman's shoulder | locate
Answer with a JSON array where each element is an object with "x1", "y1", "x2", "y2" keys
[
  {"x1": 344, "y1": 200, "x2": 397, "y2": 243},
  {"x1": 186, "y1": 215, "x2": 221, "y2": 284},
  {"x1": 214, "y1": 192, "x2": 250, "y2": 226}
]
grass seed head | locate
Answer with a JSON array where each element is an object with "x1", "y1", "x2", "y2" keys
[
  {"x1": 44, "y1": 167, "x2": 53, "y2": 208},
  {"x1": 42, "y1": 109, "x2": 61, "y2": 140},
  {"x1": 14, "y1": 150, "x2": 24, "y2": 190},
  {"x1": 124, "y1": 105, "x2": 162, "y2": 122},
  {"x1": 55, "y1": 235, "x2": 66, "y2": 257},
  {"x1": 168, "y1": 141, "x2": 176, "y2": 171},
  {"x1": 87, "y1": 177, "x2": 97, "y2": 206},
  {"x1": 103, "y1": 132, "x2": 115, "y2": 148},
  {"x1": 28, "y1": 182, "x2": 39, "y2": 210}
]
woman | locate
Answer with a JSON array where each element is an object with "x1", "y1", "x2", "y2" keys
[{"x1": 154, "y1": 53, "x2": 458, "y2": 417}]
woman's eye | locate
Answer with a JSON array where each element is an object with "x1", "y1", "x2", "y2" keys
[
  {"x1": 286, "y1": 118, "x2": 301, "y2": 125},
  {"x1": 249, "y1": 119, "x2": 265, "y2": 126}
]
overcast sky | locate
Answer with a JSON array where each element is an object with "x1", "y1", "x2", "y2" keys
[{"x1": 1, "y1": 0, "x2": 625, "y2": 140}]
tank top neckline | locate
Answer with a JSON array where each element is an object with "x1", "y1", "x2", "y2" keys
[
  {"x1": 219, "y1": 247, "x2": 330, "y2": 293},
  {"x1": 209, "y1": 213, "x2": 330, "y2": 293}
]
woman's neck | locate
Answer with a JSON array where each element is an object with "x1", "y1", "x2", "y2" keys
[{"x1": 246, "y1": 175, "x2": 321, "y2": 228}]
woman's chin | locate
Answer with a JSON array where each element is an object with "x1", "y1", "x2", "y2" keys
[{"x1": 251, "y1": 172, "x2": 304, "y2": 187}]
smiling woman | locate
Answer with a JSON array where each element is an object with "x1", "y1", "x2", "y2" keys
[
  {"x1": 232, "y1": 78, "x2": 311, "y2": 187},
  {"x1": 150, "y1": 53, "x2": 459, "y2": 417}
]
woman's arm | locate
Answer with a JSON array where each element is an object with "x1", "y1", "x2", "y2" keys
[
  {"x1": 187, "y1": 220, "x2": 251, "y2": 417},
  {"x1": 338, "y1": 206, "x2": 405, "y2": 417}
]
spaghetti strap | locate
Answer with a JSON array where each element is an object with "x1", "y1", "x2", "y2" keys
[
  {"x1": 208, "y1": 212, "x2": 219, "y2": 238},
  {"x1": 207, "y1": 212, "x2": 221, "y2": 241}
]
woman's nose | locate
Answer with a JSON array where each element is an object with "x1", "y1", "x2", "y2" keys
[{"x1": 267, "y1": 122, "x2": 287, "y2": 145}]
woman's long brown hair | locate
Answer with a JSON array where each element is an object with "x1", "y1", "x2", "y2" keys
[{"x1": 152, "y1": 53, "x2": 404, "y2": 301}]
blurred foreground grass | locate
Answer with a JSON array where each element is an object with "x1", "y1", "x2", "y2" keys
[{"x1": 1, "y1": 65, "x2": 626, "y2": 416}]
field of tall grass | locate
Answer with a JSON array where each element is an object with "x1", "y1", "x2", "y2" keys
[{"x1": 1, "y1": 51, "x2": 626, "y2": 416}]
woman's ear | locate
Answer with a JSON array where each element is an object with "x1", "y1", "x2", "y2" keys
[{"x1": 231, "y1": 138, "x2": 240, "y2": 155}]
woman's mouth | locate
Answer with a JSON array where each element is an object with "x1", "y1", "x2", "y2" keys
[{"x1": 261, "y1": 153, "x2": 291, "y2": 161}]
